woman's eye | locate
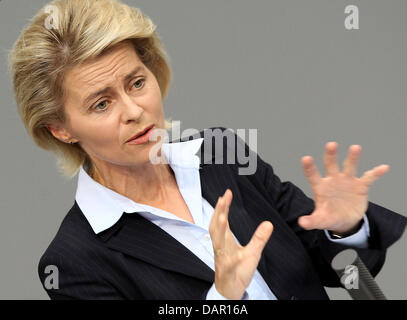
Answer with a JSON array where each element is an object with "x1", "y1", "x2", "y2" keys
[
  {"x1": 133, "y1": 78, "x2": 145, "y2": 89},
  {"x1": 94, "y1": 100, "x2": 108, "y2": 112},
  {"x1": 90, "y1": 79, "x2": 145, "y2": 112}
]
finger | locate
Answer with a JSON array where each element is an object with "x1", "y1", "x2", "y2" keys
[
  {"x1": 209, "y1": 190, "x2": 228, "y2": 231},
  {"x1": 342, "y1": 145, "x2": 362, "y2": 177},
  {"x1": 210, "y1": 197, "x2": 227, "y2": 248},
  {"x1": 210, "y1": 189, "x2": 232, "y2": 248},
  {"x1": 223, "y1": 189, "x2": 233, "y2": 218},
  {"x1": 216, "y1": 204, "x2": 228, "y2": 249},
  {"x1": 245, "y1": 221, "x2": 274, "y2": 258},
  {"x1": 298, "y1": 211, "x2": 331, "y2": 230},
  {"x1": 218, "y1": 189, "x2": 232, "y2": 227},
  {"x1": 301, "y1": 156, "x2": 322, "y2": 186},
  {"x1": 360, "y1": 164, "x2": 390, "y2": 187},
  {"x1": 323, "y1": 142, "x2": 340, "y2": 176}
]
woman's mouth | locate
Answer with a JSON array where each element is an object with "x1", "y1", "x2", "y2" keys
[{"x1": 126, "y1": 126, "x2": 154, "y2": 145}]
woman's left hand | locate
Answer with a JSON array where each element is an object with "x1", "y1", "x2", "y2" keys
[{"x1": 298, "y1": 142, "x2": 390, "y2": 235}]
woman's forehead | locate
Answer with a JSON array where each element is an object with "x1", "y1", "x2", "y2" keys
[
  {"x1": 68, "y1": 42, "x2": 140, "y2": 85},
  {"x1": 64, "y1": 42, "x2": 144, "y2": 102}
]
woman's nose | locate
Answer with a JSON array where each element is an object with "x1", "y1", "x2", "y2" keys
[{"x1": 120, "y1": 97, "x2": 144, "y2": 123}]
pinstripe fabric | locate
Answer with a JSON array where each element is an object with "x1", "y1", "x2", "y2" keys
[{"x1": 38, "y1": 127, "x2": 407, "y2": 300}]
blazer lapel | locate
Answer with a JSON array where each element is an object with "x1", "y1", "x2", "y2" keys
[{"x1": 99, "y1": 210, "x2": 215, "y2": 283}]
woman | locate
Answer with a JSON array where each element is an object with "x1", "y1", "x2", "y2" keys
[{"x1": 9, "y1": 0, "x2": 406, "y2": 300}]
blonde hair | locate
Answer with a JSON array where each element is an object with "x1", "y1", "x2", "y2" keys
[{"x1": 8, "y1": 0, "x2": 173, "y2": 179}]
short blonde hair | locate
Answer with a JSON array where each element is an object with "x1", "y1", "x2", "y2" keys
[{"x1": 8, "y1": 0, "x2": 173, "y2": 179}]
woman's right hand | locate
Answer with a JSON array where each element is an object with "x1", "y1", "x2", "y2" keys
[{"x1": 209, "y1": 189, "x2": 274, "y2": 300}]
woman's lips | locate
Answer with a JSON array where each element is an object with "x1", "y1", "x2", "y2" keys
[{"x1": 126, "y1": 126, "x2": 154, "y2": 145}]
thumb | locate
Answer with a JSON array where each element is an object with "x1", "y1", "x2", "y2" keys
[
  {"x1": 246, "y1": 221, "x2": 274, "y2": 255},
  {"x1": 298, "y1": 214, "x2": 321, "y2": 230}
]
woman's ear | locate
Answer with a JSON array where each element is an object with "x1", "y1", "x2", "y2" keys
[{"x1": 46, "y1": 123, "x2": 76, "y2": 144}]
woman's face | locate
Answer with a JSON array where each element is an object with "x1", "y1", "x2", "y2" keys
[{"x1": 49, "y1": 40, "x2": 166, "y2": 168}]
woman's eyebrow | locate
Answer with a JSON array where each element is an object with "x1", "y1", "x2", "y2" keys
[{"x1": 82, "y1": 65, "x2": 145, "y2": 106}]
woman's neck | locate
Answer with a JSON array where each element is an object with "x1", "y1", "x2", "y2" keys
[{"x1": 89, "y1": 160, "x2": 177, "y2": 205}]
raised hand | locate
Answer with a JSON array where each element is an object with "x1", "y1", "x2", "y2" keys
[
  {"x1": 209, "y1": 189, "x2": 273, "y2": 299},
  {"x1": 298, "y1": 142, "x2": 390, "y2": 235}
]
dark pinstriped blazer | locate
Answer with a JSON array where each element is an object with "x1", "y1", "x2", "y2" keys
[{"x1": 38, "y1": 127, "x2": 407, "y2": 300}]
